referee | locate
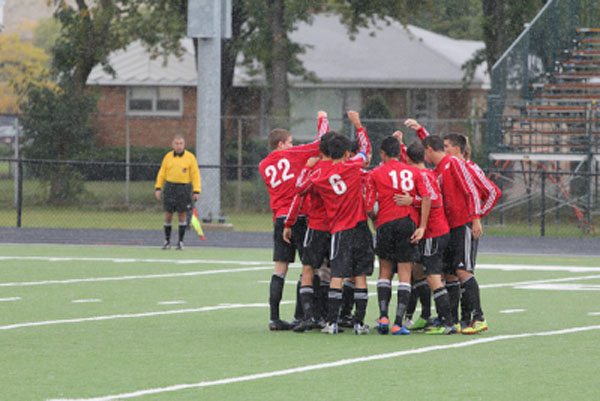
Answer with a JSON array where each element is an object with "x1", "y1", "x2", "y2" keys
[{"x1": 155, "y1": 135, "x2": 201, "y2": 250}]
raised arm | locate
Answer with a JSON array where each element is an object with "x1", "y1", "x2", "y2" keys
[
  {"x1": 348, "y1": 110, "x2": 371, "y2": 156},
  {"x1": 393, "y1": 130, "x2": 409, "y2": 163},
  {"x1": 404, "y1": 119, "x2": 430, "y2": 142}
]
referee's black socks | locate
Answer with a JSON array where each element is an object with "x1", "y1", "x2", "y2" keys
[
  {"x1": 178, "y1": 222, "x2": 187, "y2": 242},
  {"x1": 164, "y1": 223, "x2": 172, "y2": 242}
]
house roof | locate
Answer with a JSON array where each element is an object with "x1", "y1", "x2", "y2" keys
[{"x1": 87, "y1": 14, "x2": 488, "y2": 89}]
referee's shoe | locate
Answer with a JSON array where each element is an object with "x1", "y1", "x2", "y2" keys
[{"x1": 176, "y1": 241, "x2": 184, "y2": 250}]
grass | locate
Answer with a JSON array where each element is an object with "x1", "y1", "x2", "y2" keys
[{"x1": 1, "y1": 244, "x2": 599, "y2": 401}]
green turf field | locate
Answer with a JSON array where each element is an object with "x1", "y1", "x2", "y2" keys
[{"x1": 1, "y1": 244, "x2": 600, "y2": 401}]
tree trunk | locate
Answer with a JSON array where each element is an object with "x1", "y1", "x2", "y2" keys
[
  {"x1": 482, "y1": 0, "x2": 506, "y2": 76},
  {"x1": 268, "y1": 0, "x2": 289, "y2": 128}
]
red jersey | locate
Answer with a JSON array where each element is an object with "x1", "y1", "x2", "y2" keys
[
  {"x1": 466, "y1": 160, "x2": 501, "y2": 218},
  {"x1": 258, "y1": 117, "x2": 328, "y2": 220},
  {"x1": 294, "y1": 127, "x2": 371, "y2": 233},
  {"x1": 285, "y1": 159, "x2": 333, "y2": 231},
  {"x1": 413, "y1": 168, "x2": 449, "y2": 239},
  {"x1": 434, "y1": 155, "x2": 483, "y2": 228},
  {"x1": 365, "y1": 160, "x2": 427, "y2": 228}
]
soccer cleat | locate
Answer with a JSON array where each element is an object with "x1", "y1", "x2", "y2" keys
[
  {"x1": 353, "y1": 322, "x2": 370, "y2": 335},
  {"x1": 391, "y1": 324, "x2": 410, "y2": 335},
  {"x1": 292, "y1": 319, "x2": 314, "y2": 333},
  {"x1": 290, "y1": 317, "x2": 302, "y2": 327},
  {"x1": 403, "y1": 318, "x2": 414, "y2": 329},
  {"x1": 161, "y1": 240, "x2": 171, "y2": 250},
  {"x1": 321, "y1": 322, "x2": 339, "y2": 334},
  {"x1": 377, "y1": 316, "x2": 390, "y2": 335},
  {"x1": 408, "y1": 316, "x2": 429, "y2": 330},
  {"x1": 339, "y1": 314, "x2": 354, "y2": 328},
  {"x1": 462, "y1": 319, "x2": 488, "y2": 334},
  {"x1": 425, "y1": 325, "x2": 457, "y2": 335},
  {"x1": 313, "y1": 317, "x2": 327, "y2": 329},
  {"x1": 176, "y1": 241, "x2": 184, "y2": 250},
  {"x1": 269, "y1": 319, "x2": 292, "y2": 331}
]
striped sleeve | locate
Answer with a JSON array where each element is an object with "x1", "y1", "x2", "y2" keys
[
  {"x1": 449, "y1": 157, "x2": 483, "y2": 218},
  {"x1": 467, "y1": 162, "x2": 501, "y2": 218},
  {"x1": 356, "y1": 127, "x2": 371, "y2": 155},
  {"x1": 416, "y1": 126, "x2": 430, "y2": 141}
]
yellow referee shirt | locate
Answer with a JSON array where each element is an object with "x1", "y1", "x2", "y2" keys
[{"x1": 155, "y1": 150, "x2": 201, "y2": 193}]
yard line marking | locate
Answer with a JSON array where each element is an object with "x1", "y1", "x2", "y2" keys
[
  {"x1": 157, "y1": 301, "x2": 187, "y2": 305},
  {"x1": 480, "y1": 274, "x2": 600, "y2": 289},
  {"x1": 72, "y1": 299, "x2": 102, "y2": 303},
  {"x1": 589, "y1": 312, "x2": 600, "y2": 316},
  {"x1": 515, "y1": 283, "x2": 600, "y2": 291},
  {"x1": 0, "y1": 297, "x2": 21, "y2": 302},
  {"x1": 477, "y1": 264, "x2": 600, "y2": 272},
  {"x1": 0, "y1": 266, "x2": 282, "y2": 287},
  {"x1": 0, "y1": 301, "x2": 294, "y2": 331},
  {"x1": 46, "y1": 324, "x2": 600, "y2": 401},
  {"x1": 500, "y1": 309, "x2": 526, "y2": 314}
]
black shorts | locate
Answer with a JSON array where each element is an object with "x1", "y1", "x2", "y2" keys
[
  {"x1": 419, "y1": 232, "x2": 450, "y2": 276},
  {"x1": 375, "y1": 216, "x2": 419, "y2": 263},
  {"x1": 273, "y1": 216, "x2": 307, "y2": 263},
  {"x1": 330, "y1": 221, "x2": 374, "y2": 278},
  {"x1": 301, "y1": 228, "x2": 331, "y2": 268},
  {"x1": 443, "y1": 223, "x2": 478, "y2": 274},
  {"x1": 163, "y1": 182, "x2": 193, "y2": 213}
]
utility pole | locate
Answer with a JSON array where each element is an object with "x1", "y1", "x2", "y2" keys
[{"x1": 187, "y1": 0, "x2": 231, "y2": 222}]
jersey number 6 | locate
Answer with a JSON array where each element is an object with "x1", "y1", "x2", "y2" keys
[{"x1": 329, "y1": 174, "x2": 347, "y2": 195}]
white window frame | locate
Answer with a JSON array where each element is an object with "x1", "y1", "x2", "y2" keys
[{"x1": 126, "y1": 86, "x2": 183, "y2": 117}]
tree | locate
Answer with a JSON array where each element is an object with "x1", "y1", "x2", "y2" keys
[
  {"x1": 0, "y1": 31, "x2": 50, "y2": 114},
  {"x1": 360, "y1": 95, "x2": 395, "y2": 166}
]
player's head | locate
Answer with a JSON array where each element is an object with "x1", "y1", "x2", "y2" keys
[
  {"x1": 406, "y1": 142, "x2": 425, "y2": 165},
  {"x1": 172, "y1": 135, "x2": 185, "y2": 154},
  {"x1": 380, "y1": 136, "x2": 401, "y2": 159},
  {"x1": 319, "y1": 131, "x2": 338, "y2": 157},
  {"x1": 421, "y1": 135, "x2": 444, "y2": 164},
  {"x1": 350, "y1": 140, "x2": 359, "y2": 156},
  {"x1": 328, "y1": 134, "x2": 352, "y2": 160},
  {"x1": 463, "y1": 135, "x2": 471, "y2": 160},
  {"x1": 269, "y1": 128, "x2": 292, "y2": 151},
  {"x1": 443, "y1": 133, "x2": 467, "y2": 158}
]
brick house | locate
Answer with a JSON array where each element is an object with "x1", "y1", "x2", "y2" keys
[{"x1": 87, "y1": 14, "x2": 489, "y2": 148}]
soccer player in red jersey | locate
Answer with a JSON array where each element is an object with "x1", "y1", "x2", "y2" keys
[
  {"x1": 421, "y1": 134, "x2": 500, "y2": 334},
  {"x1": 365, "y1": 136, "x2": 430, "y2": 335},
  {"x1": 283, "y1": 130, "x2": 337, "y2": 332},
  {"x1": 394, "y1": 139, "x2": 457, "y2": 334},
  {"x1": 258, "y1": 111, "x2": 328, "y2": 331},
  {"x1": 294, "y1": 111, "x2": 373, "y2": 334}
]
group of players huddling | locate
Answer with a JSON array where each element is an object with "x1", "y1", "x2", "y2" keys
[{"x1": 259, "y1": 110, "x2": 500, "y2": 336}]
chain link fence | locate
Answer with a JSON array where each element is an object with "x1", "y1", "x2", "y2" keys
[{"x1": 0, "y1": 156, "x2": 598, "y2": 237}]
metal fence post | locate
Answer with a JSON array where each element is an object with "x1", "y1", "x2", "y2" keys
[
  {"x1": 541, "y1": 170, "x2": 546, "y2": 237},
  {"x1": 16, "y1": 158, "x2": 22, "y2": 228}
]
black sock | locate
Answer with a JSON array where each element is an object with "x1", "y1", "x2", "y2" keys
[
  {"x1": 299, "y1": 285, "x2": 314, "y2": 321},
  {"x1": 312, "y1": 274, "x2": 321, "y2": 319},
  {"x1": 445, "y1": 281, "x2": 460, "y2": 325},
  {"x1": 414, "y1": 279, "x2": 431, "y2": 319},
  {"x1": 433, "y1": 287, "x2": 452, "y2": 326},
  {"x1": 318, "y1": 280, "x2": 330, "y2": 321},
  {"x1": 406, "y1": 285, "x2": 418, "y2": 320},
  {"x1": 460, "y1": 283, "x2": 471, "y2": 324},
  {"x1": 269, "y1": 273, "x2": 285, "y2": 321},
  {"x1": 376, "y1": 279, "x2": 392, "y2": 318},
  {"x1": 354, "y1": 288, "x2": 368, "y2": 325},
  {"x1": 463, "y1": 275, "x2": 484, "y2": 321},
  {"x1": 164, "y1": 224, "x2": 172, "y2": 241},
  {"x1": 340, "y1": 280, "x2": 355, "y2": 317},
  {"x1": 327, "y1": 288, "x2": 343, "y2": 324},
  {"x1": 178, "y1": 222, "x2": 187, "y2": 242},
  {"x1": 394, "y1": 282, "x2": 411, "y2": 326},
  {"x1": 294, "y1": 275, "x2": 303, "y2": 320}
]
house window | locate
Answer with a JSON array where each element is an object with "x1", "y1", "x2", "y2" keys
[{"x1": 127, "y1": 86, "x2": 182, "y2": 116}]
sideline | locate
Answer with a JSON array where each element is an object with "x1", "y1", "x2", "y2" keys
[{"x1": 47, "y1": 324, "x2": 600, "y2": 401}]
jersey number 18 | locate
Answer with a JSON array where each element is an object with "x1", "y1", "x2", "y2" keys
[{"x1": 389, "y1": 170, "x2": 414, "y2": 191}]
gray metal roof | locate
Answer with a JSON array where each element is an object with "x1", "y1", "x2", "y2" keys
[{"x1": 87, "y1": 14, "x2": 488, "y2": 89}]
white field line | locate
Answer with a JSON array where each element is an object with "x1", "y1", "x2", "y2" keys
[
  {"x1": 0, "y1": 266, "x2": 282, "y2": 287},
  {"x1": 500, "y1": 309, "x2": 526, "y2": 314},
  {"x1": 0, "y1": 297, "x2": 21, "y2": 302},
  {"x1": 47, "y1": 324, "x2": 600, "y2": 401},
  {"x1": 479, "y1": 274, "x2": 600, "y2": 289},
  {"x1": 72, "y1": 299, "x2": 102, "y2": 303},
  {"x1": 0, "y1": 301, "x2": 294, "y2": 331},
  {"x1": 476, "y1": 264, "x2": 600, "y2": 272},
  {"x1": 157, "y1": 301, "x2": 187, "y2": 305},
  {"x1": 589, "y1": 312, "x2": 600, "y2": 316}
]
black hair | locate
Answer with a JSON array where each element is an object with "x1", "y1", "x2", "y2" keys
[
  {"x1": 350, "y1": 140, "x2": 359, "y2": 155},
  {"x1": 328, "y1": 135, "x2": 352, "y2": 160},
  {"x1": 443, "y1": 133, "x2": 467, "y2": 154},
  {"x1": 380, "y1": 136, "x2": 401, "y2": 158},
  {"x1": 422, "y1": 135, "x2": 444, "y2": 152},
  {"x1": 406, "y1": 142, "x2": 424, "y2": 163},
  {"x1": 319, "y1": 131, "x2": 338, "y2": 157}
]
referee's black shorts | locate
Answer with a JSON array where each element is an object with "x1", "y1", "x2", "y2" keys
[
  {"x1": 273, "y1": 216, "x2": 307, "y2": 263},
  {"x1": 163, "y1": 182, "x2": 193, "y2": 213}
]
